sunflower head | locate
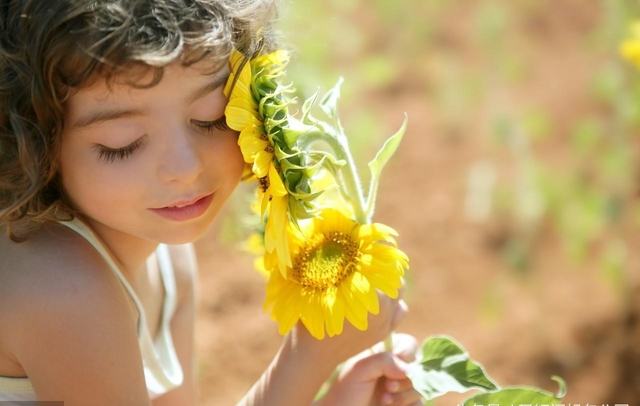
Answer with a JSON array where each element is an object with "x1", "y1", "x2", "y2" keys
[
  {"x1": 263, "y1": 208, "x2": 408, "y2": 340},
  {"x1": 224, "y1": 49, "x2": 332, "y2": 276}
]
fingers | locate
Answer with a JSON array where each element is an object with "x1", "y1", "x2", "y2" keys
[
  {"x1": 390, "y1": 299, "x2": 408, "y2": 331},
  {"x1": 379, "y1": 378, "x2": 423, "y2": 406},
  {"x1": 347, "y1": 351, "x2": 408, "y2": 383},
  {"x1": 377, "y1": 332, "x2": 421, "y2": 406},
  {"x1": 375, "y1": 276, "x2": 407, "y2": 334},
  {"x1": 385, "y1": 377, "x2": 414, "y2": 393},
  {"x1": 391, "y1": 333, "x2": 418, "y2": 363}
]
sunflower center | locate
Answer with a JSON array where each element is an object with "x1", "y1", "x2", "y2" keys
[{"x1": 291, "y1": 231, "x2": 360, "y2": 291}]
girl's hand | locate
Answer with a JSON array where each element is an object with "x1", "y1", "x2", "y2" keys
[
  {"x1": 236, "y1": 287, "x2": 409, "y2": 406},
  {"x1": 316, "y1": 333, "x2": 423, "y2": 406},
  {"x1": 292, "y1": 285, "x2": 409, "y2": 365}
]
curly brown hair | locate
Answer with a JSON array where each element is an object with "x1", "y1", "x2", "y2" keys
[{"x1": 0, "y1": 0, "x2": 279, "y2": 240}]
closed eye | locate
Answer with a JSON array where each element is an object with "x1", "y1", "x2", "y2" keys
[
  {"x1": 192, "y1": 115, "x2": 230, "y2": 133},
  {"x1": 93, "y1": 137, "x2": 145, "y2": 163}
]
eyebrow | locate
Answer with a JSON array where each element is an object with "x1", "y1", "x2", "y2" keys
[
  {"x1": 187, "y1": 71, "x2": 230, "y2": 105},
  {"x1": 72, "y1": 108, "x2": 144, "y2": 129},
  {"x1": 72, "y1": 72, "x2": 231, "y2": 129}
]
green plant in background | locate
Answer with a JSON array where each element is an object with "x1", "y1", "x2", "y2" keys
[
  {"x1": 462, "y1": 2, "x2": 640, "y2": 395},
  {"x1": 464, "y1": 1, "x2": 638, "y2": 283}
]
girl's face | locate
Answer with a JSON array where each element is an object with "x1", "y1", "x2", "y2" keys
[{"x1": 59, "y1": 60, "x2": 244, "y2": 245}]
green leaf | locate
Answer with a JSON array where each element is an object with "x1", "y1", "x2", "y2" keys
[
  {"x1": 551, "y1": 375, "x2": 567, "y2": 398},
  {"x1": 365, "y1": 114, "x2": 408, "y2": 218},
  {"x1": 406, "y1": 335, "x2": 499, "y2": 401},
  {"x1": 319, "y1": 77, "x2": 344, "y2": 119},
  {"x1": 462, "y1": 388, "x2": 559, "y2": 405},
  {"x1": 462, "y1": 377, "x2": 566, "y2": 405}
]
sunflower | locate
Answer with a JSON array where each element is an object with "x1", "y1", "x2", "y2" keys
[
  {"x1": 263, "y1": 208, "x2": 408, "y2": 340},
  {"x1": 224, "y1": 49, "x2": 298, "y2": 272},
  {"x1": 224, "y1": 49, "x2": 288, "y2": 179}
]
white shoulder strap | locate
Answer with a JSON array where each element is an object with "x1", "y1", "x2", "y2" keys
[{"x1": 58, "y1": 218, "x2": 183, "y2": 391}]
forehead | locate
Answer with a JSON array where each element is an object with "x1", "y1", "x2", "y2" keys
[{"x1": 66, "y1": 59, "x2": 230, "y2": 108}]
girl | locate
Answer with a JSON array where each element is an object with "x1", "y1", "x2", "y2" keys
[{"x1": 0, "y1": 0, "x2": 422, "y2": 405}]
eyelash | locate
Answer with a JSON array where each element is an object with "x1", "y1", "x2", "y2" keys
[
  {"x1": 94, "y1": 138, "x2": 144, "y2": 163},
  {"x1": 192, "y1": 115, "x2": 230, "y2": 133},
  {"x1": 93, "y1": 116, "x2": 230, "y2": 163}
]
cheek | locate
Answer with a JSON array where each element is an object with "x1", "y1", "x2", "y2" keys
[
  {"x1": 211, "y1": 131, "x2": 244, "y2": 181},
  {"x1": 58, "y1": 141, "x2": 143, "y2": 212}
]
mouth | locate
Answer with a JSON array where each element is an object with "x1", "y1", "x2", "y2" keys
[
  {"x1": 163, "y1": 193, "x2": 211, "y2": 209},
  {"x1": 150, "y1": 193, "x2": 215, "y2": 222}
]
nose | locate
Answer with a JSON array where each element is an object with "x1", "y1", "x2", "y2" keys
[{"x1": 157, "y1": 125, "x2": 205, "y2": 184}]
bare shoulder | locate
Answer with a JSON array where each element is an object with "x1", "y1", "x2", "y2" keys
[
  {"x1": 0, "y1": 221, "x2": 132, "y2": 343},
  {"x1": 0, "y1": 223, "x2": 150, "y2": 404},
  {"x1": 0, "y1": 222, "x2": 132, "y2": 325}
]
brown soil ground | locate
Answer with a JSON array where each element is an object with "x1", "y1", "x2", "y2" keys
[{"x1": 193, "y1": 2, "x2": 640, "y2": 405}]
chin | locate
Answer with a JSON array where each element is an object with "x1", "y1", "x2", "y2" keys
[
  {"x1": 152, "y1": 211, "x2": 219, "y2": 245},
  {"x1": 157, "y1": 229, "x2": 209, "y2": 245}
]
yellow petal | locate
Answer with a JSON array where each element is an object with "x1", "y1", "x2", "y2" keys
[
  {"x1": 359, "y1": 267, "x2": 401, "y2": 299},
  {"x1": 300, "y1": 292, "x2": 325, "y2": 340},
  {"x1": 225, "y1": 97, "x2": 260, "y2": 131},
  {"x1": 224, "y1": 50, "x2": 251, "y2": 97},
  {"x1": 267, "y1": 165, "x2": 288, "y2": 197},
  {"x1": 340, "y1": 279, "x2": 368, "y2": 331},
  {"x1": 349, "y1": 272, "x2": 379, "y2": 315},
  {"x1": 238, "y1": 126, "x2": 268, "y2": 163},
  {"x1": 322, "y1": 286, "x2": 345, "y2": 337},
  {"x1": 253, "y1": 149, "x2": 274, "y2": 179}
]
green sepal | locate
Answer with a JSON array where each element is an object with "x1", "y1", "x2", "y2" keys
[
  {"x1": 279, "y1": 152, "x2": 328, "y2": 179},
  {"x1": 286, "y1": 201, "x2": 315, "y2": 235},
  {"x1": 307, "y1": 150, "x2": 345, "y2": 168},
  {"x1": 280, "y1": 127, "x2": 305, "y2": 149},
  {"x1": 302, "y1": 88, "x2": 321, "y2": 124},
  {"x1": 260, "y1": 97, "x2": 288, "y2": 121},
  {"x1": 405, "y1": 335, "x2": 499, "y2": 401},
  {"x1": 252, "y1": 75, "x2": 277, "y2": 99},
  {"x1": 283, "y1": 168, "x2": 303, "y2": 191},
  {"x1": 365, "y1": 114, "x2": 408, "y2": 218},
  {"x1": 291, "y1": 185, "x2": 324, "y2": 203},
  {"x1": 254, "y1": 79, "x2": 277, "y2": 96},
  {"x1": 273, "y1": 143, "x2": 304, "y2": 166},
  {"x1": 320, "y1": 77, "x2": 344, "y2": 120},
  {"x1": 307, "y1": 151, "x2": 346, "y2": 179}
]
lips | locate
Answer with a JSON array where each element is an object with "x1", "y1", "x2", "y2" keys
[
  {"x1": 165, "y1": 194, "x2": 209, "y2": 208},
  {"x1": 150, "y1": 193, "x2": 215, "y2": 222}
]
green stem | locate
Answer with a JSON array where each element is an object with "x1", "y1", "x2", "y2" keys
[
  {"x1": 298, "y1": 123, "x2": 393, "y2": 352},
  {"x1": 296, "y1": 121, "x2": 369, "y2": 224},
  {"x1": 383, "y1": 334, "x2": 394, "y2": 353},
  {"x1": 295, "y1": 120, "x2": 394, "y2": 352}
]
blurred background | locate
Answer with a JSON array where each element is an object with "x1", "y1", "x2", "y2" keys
[{"x1": 194, "y1": 0, "x2": 640, "y2": 404}]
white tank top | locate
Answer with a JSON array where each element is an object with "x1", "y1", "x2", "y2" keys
[{"x1": 0, "y1": 217, "x2": 184, "y2": 401}]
